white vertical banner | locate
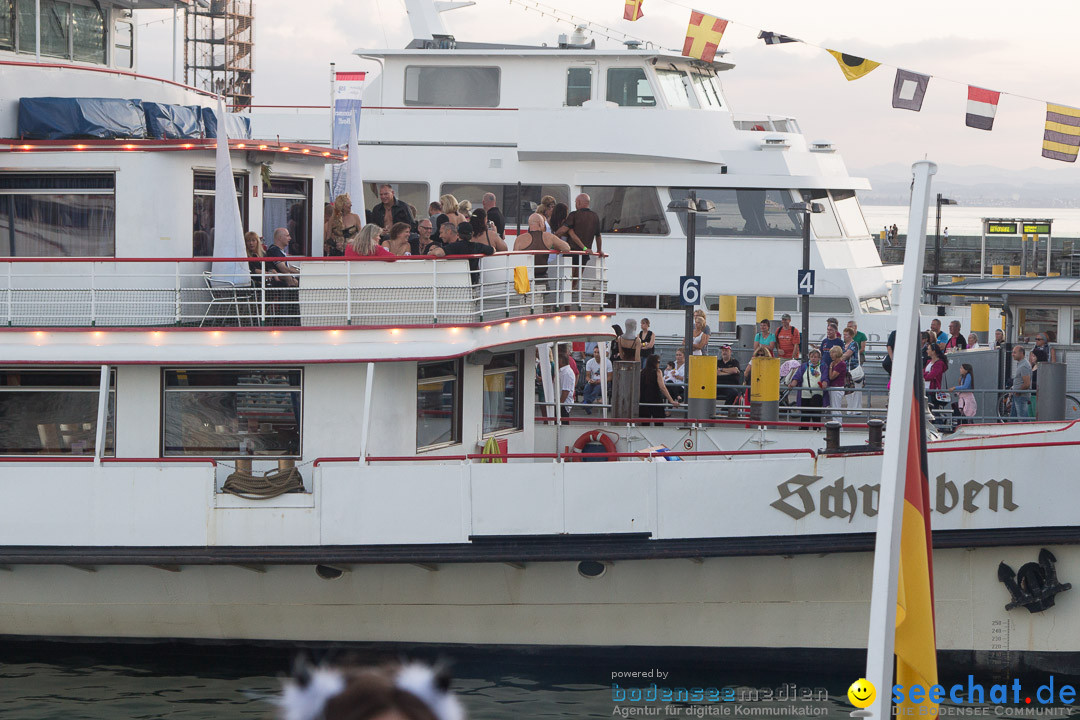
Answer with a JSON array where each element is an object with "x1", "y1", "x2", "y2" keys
[
  {"x1": 211, "y1": 96, "x2": 251, "y2": 285},
  {"x1": 331, "y1": 71, "x2": 366, "y2": 203}
]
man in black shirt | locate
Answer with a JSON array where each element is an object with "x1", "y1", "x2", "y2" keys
[
  {"x1": 483, "y1": 192, "x2": 505, "y2": 237},
  {"x1": 716, "y1": 344, "x2": 743, "y2": 406},
  {"x1": 266, "y1": 227, "x2": 299, "y2": 325},
  {"x1": 367, "y1": 184, "x2": 414, "y2": 230},
  {"x1": 444, "y1": 222, "x2": 494, "y2": 285}
]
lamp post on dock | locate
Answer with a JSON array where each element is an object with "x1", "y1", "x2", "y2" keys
[
  {"x1": 668, "y1": 192, "x2": 715, "y2": 362},
  {"x1": 933, "y1": 193, "x2": 957, "y2": 287},
  {"x1": 789, "y1": 198, "x2": 823, "y2": 361}
]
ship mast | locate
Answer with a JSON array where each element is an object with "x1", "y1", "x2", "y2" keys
[{"x1": 404, "y1": 0, "x2": 475, "y2": 43}]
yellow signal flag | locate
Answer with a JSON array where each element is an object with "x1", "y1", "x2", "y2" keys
[{"x1": 827, "y1": 49, "x2": 880, "y2": 81}]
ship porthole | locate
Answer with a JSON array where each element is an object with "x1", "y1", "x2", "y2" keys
[
  {"x1": 577, "y1": 561, "x2": 607, "y2": 579},
  {"x1": 315, "y1": 564, "x2": 345, "y2": 580}
]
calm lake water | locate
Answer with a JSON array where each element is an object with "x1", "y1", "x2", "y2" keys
[
  {"x1": 3, "y1": 642, "x2": 1079, "y2": 719},
  {"x1": 862, "y1": 205, "x2": 1080, "y2": 238}
]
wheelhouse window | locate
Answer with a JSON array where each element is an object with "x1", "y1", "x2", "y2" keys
[
  {"x1": 654, "y1": 69, "x2": 696, "y2": 109},
  {"x1": 670, "y1": 188, "x2": 801, "y2": 237},
  {"x1": 440, "y1": 183, "x2": 570, "y2": 229},
  {"x1": 0, "y1": 0, "x2": 14, "y2": 50},
  {"x1": 404, "y1": 66, "x2": 500, "y2": 107},
  {"x1": 830, "y1": 189, "x2": 870, "y2": 238},
  {"x1": 0, "y1": 368, "x2": 114, "y2": 455},
  {"x1": 0, "y1": 173, "x2": 115, "y2": 257},
  {"x1": 192, "y1": 171, "x2": 248, "y2": 257},
  {"x1": 566, "y1": 67, "x2": 592, "y2": 106},
  {"x1": 483, "y1": 352, "x2": 522, "y2": 435},
  {"x1": 580, "y1": 186, "x2": 668, "y2": 235},
  {"x1": 800, "y1": 190, "x2": 842, "y2": 238},
  {"x1": 263, "y1": 177, "x2": 311, "y2": 256},
  {"x1": 690, "y1": 70, "x2": 723, "y2": 109},
  {"x1": 113, "y1": 18, "x2": 132, "y2": 68},
  {"x1": 163, "y1": 369, "x2": 302, "y2": 458},
  {"x1": 859, "y1": 296, "x2": 892, "y2": 314},
  {"x1": 607, "y1": 67, "x2": 656, "y2": 107},
  {"x1": 361, "y1": 182, "x2": 429, "y2": 225},
  {"x1": 417, "y1": 360, "x2": 461, "y2": 450},
  {"x1": 15, "y1": 0, "x2": 106, "y2": 63}
]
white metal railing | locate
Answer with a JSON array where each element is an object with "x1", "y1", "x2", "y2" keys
[{"x1": 0, "y1": 252, "x2": 606, "y2": 327}]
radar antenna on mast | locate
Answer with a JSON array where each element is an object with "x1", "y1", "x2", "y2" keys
[{"x1": 404, "y1": 0, "x2": 475, "y2": 46}]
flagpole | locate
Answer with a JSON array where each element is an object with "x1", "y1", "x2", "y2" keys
[{"x1": 864, "y1": 160, "x2": 936, "y2": 720}]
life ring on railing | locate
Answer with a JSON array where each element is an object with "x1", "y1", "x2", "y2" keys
[{"x1": 570, "y1": 430, "x2": 617, "y2": 462}]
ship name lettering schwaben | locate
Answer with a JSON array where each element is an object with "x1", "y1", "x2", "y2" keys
[{"x1": 771, "y1": 473, "x2": 1018, "y2": 521}]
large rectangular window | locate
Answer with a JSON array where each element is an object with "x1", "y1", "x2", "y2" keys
[
  {"x1": 606, "y1": 67, "x2": 656, "y2": 107},
  {"x1": 580, "y1": 186, "x2": 668, "y2": 235},
  {"x1": 404, "y1": 66, "x2": 500, "y2": 107},
  {"x1": 801, "y1": 190, "x2": 842, "y2": 239},
  {"x1": 16, "y1": 0, "x2": 106, "y2": 63},
  {"x1": 0, "y1": 368, "x2": 114, "y2": 455},
  {"x1": 71, "y1": 2, "x2": 104, "y2": 63},
  {"x1": 417, "y1": 360, "x2": 461, "y2": 450},
  {"x1": 0, "y1": 0, "x2": 14, "y2": 50},
  {"x1": 440, "y1": 183, "x2": 570, "y2": 229},
  {"x1": 163, "y1": 369, "x2": 302, "y2": 458},
  {"x1": 830, "y1": 189, "x2": 870, "y2": 238},
  {"x1": 1018, "y1": 308, "x2": 1058, "y2": 343},
  {"x1": 654, "y1": 69, "x2": 696, "y2": 109},
  {"x1": 566, "y1": 67, "x2": 592, "y2": 107},
  {"x1": 483, "y1": 352, "x2": 522, "y2": 436},
  {"x1": 361, "y1": 181, "x2": 428, "y2": 226},
  {"x1": 262, "y1": 176, "x2": 311, "y2": 256},
  {"x1": 670, "y1": 188, "x2": 801, "y2": 237},
  {"x1": 192, "y1": 171, "x2": 248, "y2": 257},
  {"x1": 0, "y1": 173, "x2": 115, "y2": 257}
]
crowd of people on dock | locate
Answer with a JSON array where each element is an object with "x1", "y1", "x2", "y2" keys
[{"x1": 548, "y1": 311, "x2": 1055, "y2": 426}]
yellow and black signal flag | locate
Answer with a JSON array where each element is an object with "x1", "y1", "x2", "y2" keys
[
  {"x1": 682, "y1": 10, "x2": 727, "y2": 63},
  {"x1": 827, "y1": 49, "x2": 880, "y2": 81},
  {"x1": 624, "y1": 0, "x2": 644, "y2": 21},
  {"x1": 1042, "y1": 103, "x2": 1080, "y2": 162}
]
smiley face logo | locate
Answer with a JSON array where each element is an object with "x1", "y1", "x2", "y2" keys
[{"x1": 847, "y1": 678, "x2": 876, "y2": 709}]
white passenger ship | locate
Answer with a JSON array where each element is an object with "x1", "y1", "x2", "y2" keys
[{"x1": 0, "y1": 0, "x2": 1075, "y2": 675}]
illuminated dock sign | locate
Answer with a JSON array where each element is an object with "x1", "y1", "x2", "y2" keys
[
  {"x1": 1023, "y1": 223, "x2": 1052, "y2": 235},
  {"x1": 987, "y1": 223, "x2": 1018, "y2": 234}
]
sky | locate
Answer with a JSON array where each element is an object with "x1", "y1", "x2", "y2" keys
[{"x1": 136, "y1": 0, "x2": 1080, "y2": 180}]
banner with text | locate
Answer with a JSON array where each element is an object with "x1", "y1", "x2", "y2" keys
[{"x1": 331, "y1": 71, "x2": 366, "y2": 201}]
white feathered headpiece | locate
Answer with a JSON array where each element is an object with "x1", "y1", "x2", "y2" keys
[{"x1": 277, "y1": 660, "x2": 465, "y2": 720}]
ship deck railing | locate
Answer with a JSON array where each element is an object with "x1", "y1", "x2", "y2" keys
[{"x1": 0, "y1": 251, "x2": 606, "y2": 328}]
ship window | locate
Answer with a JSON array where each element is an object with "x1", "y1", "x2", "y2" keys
[
  {"x1": 580, "y1": 186, "x2": 668, "y2": 235},
  {"x1": 859, "y1": 296, "x2": 891, "y2": 314},
  {"x1": 566, "y1": 67, "x2": 592, "y2": 107},
  {"x1": 0, "y1": 368, "x2": 114, "y2": 456},
  {"x1": 1017, "y1": 308, "x2": 1058, "y2": 344},
  {"x1": 690, "y1": 70, "x2": 722, "y2": 110},
  {"x1": 18, "y1": 0, "x2": 66, "y2": 58},
  {"x1": 799, "y1": 190, "x2": 843, "y2": 239},
  {"x1": 263, "y1": 176, "x2": 311, "y2": 256},
  {"x1": 404, "y1": 66, "x2": 500, "y2": 108},
  {"x1": 703, "y1": 295, "x2": 798, "y2": 312},
  {"x1": 0, "y1": 0, "x2": 13, "y2": 50},
  {"x1": 440, "y1": 183, "x2": 570, "y2": 229},
  {"x1": 483, "y1": 351, "x2": 522, "y2": 436},
  {"x1": 830, "y1": 189, "x2": 870, "y2": 238},
  {"x1": 0, "y1": 172, "x2": 115, "y2": 257},
  {"x1": 802, "y1": 296, "x2": 853, "y2": 314},
  {"x1": 606, "y1": 67, "x2": 656, "y2": 107},
  {"x1": 192, "y1": 171, "x2": 249, "y2": 257},
  {"x1": 162, "y1": 369, "x2": 302, "y2": 458},
  {"x1": 417, "y1": 360, "x2": 461, "y2": 450},
  {"x1": 113, "y1": 18, "x2": 132, "y2": 68},
  {"x1": 669, "y1": 188, "x2": 801, "y2": 237},
  {"x1": 655, "y1": 69, "x2": 695, "y2": 109},
  {"x1": 361, "y1": 182, "x2": 429, "y2": 226},
  {"x1": 618, "y1": 294, "x2": 657, "y2": 309},
  {"x1": 71, "y1": 2, "x2": 104, "y2": 63}
]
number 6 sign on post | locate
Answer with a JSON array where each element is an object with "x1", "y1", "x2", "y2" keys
[{"x1": 679, "y1": 275, "x2": 701, "y2": 306}]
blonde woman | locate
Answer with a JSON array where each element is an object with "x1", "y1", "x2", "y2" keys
[
  {"x1": 244, "y1": 231, "x2": 265, "y2": 286},
  {"x1": 326, "y1": 194, "x2": 362, "y2": 256},
  {"x1": 345, "y1": 224, "x2": 393, "y2": 258},
  {"x1": 439, "y1": 194, "x2": 468, "y2": 225},
  {"x1": 459, "y1": 199, "x2": 472, "y2": 216}
]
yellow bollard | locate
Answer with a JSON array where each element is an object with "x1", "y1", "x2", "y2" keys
[
  {"x1": 749, "y1": 357, "x2": 780, "y2": 422},
  {"x1": 717, "y1": 295, "x2": 737, "y2": 334},
  {"x1": 1009, "y1": 265, "x2": 1021, "y2": 277},
  {"x1": 755, "y1": 296, "x2": 774, "y2": 325},
  {"x1": 687, "y1": 355, "x2": 718, "y2": 420},
  {"x1": 970, "y1": 303, "x2": 989, "y2": 344},
  {"x1": 992, "y1": 264, "x2": 1003, "y2": 277}
]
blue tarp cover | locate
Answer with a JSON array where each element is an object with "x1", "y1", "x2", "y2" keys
[
  {"x1": 200, "y1": 106, "x2": 253, "y2": 140},
  {"x1": 143, "y1": 102, "x2": 204, "y2": 139},
  {"x1": 18, "y1": 97, "x2": 147, "y2": 140}
]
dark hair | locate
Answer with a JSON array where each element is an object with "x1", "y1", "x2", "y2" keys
[
  {"x1": 961, "y1": 363, "x2": 974, "y2": 382},
  {"x1": 644, "y1": 354, "x2": 661, "y2": 373},
  {"x1": 551, "y1": 202, "x2": 569, "y2": 231},
  {"x1": 927, "y1": 342, "x2": 948, "y2": 368},
  {"x1": 322, "y1": 667, "x2": 440, "y2": 720},
  {"x1": 389, "y1": 222, "x2": 411, "y2": 240},
  {"x1": 760, "y1": 318, "x2": 771, "y2": 328},
  {"x1": 470, "y1": 208, "x2": 488, "y2": 236},
  {"x1": 456, "y1": 222, "x2": 473, "y2": 241}
]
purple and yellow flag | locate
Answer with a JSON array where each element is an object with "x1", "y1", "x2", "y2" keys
[{"x1": 1043, "y1": 103, "x2": 1080, "y2": 162}]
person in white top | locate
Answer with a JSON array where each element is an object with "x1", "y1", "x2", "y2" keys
[
  {"x1": 582, "y1": 346, "x2": 612, "y2": 413},
  {"x1": 558, "y1": 352, "x2": 576, "y2": 421}
]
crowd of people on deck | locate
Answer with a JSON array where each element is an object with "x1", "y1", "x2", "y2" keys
[{"x1": 548, "y1": 310, "x2": 1057, "y2": 427}]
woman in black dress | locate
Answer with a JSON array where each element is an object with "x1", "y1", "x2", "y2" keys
[{"x1": 639, "y1": 354, "x2": 680, "y2": 425}]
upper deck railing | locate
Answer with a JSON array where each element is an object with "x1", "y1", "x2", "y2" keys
[{"x1": 0, "y1": 252, "x2": 606, "y2": 328}]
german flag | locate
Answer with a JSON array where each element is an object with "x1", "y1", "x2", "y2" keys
[
  {"x1": 682, "y1": 11, "x2": 727, "y2": 63},
  {"x1": 1043, "y1": 103, "x2": 1080, "y2": 162},
  {"x1": 827, "y1": 49, "x2": 880, "y2": 81},
  {"x1": 624, "y1": 0, "x2": 644, "y2": 21},
  {"x1": 894, "y1": 379, "x2": 938, "y2": 718}
]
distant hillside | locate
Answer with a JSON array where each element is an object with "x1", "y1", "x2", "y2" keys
[{"x1": 851, "y1": 163, "x2": 1080, "y2": 207}]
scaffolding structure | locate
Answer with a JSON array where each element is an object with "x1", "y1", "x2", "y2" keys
[{"x1": 184, "y1": 0, "x2": 255, "y2": 110}]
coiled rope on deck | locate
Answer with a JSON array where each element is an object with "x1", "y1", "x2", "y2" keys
[{"x1": 222, "y1": 466, "x2": 304, "y2": 499}]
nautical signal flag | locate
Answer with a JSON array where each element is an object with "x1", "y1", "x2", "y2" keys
[
  {"x1": 894, "y1": 378, "x2": 939, "y2": 719},
  {"x1": 892, "y1": 69, "x2": 930, "y2": 112},
  {"x1": 965, "y1": 86, "x2": 1000, "y2": 131},
  {"x1": 624, "y1": 0, "x2": 644, "y2": 22},
  {"x1": 682, "y1": 10, "x2": 727, "y2": 63},
  {"x1": 758, "y1": 30, "x2": 797, "y2": 45},
  {"x1": 1042, "y1": 103, "x2": 1080, "y2": 162},
  {"x1": 827, "y1": 49, "x2": 880, "y2": 81}
]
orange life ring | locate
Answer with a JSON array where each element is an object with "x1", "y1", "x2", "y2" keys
[{"x1": 570, "y1": 430, "x2": 616, "y2": 461}]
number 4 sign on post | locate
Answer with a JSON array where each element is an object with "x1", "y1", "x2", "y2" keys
[{"x1": 797, "y1": 269, "x2": 815, "y2": 296}]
